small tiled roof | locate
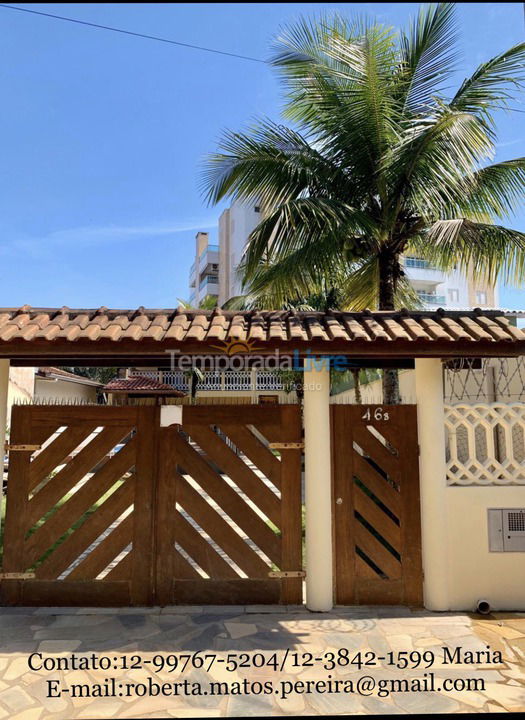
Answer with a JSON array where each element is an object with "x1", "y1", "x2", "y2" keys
[
  {"x1": 0, "y1": 306, "x2": 523, "y2": 362},
  {"x1": 103, "y1": 375, "x2": 185, "y2": 396},
  {"x1": 36, "y1": 366, "x2": 102, "y2": 386}
]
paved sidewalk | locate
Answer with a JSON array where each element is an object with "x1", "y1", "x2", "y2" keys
[{"x1": 0, "y1": 605, "x2": 523, "y2": 718}]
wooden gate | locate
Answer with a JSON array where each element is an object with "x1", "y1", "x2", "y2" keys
[
  {"x1": 1, "y1": 405, "x2": 158, "y2": 606},
  {"x1": 1, "y1": 403, "x2": 303, "y2": 606},
  {"x1": 331, "y1": 404, "x2": 423, "y2": 606},
  {"x1": 156, "y1": 405, "x2": 303, "y2": 605}
]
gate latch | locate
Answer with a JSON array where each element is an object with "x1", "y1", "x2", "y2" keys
[
  {"x1": 268, "y1": 570, "x2": 306, "y2": 578},
  {"x1": 0, "y1": 572, "x2": 36, "y2": 579},
  {"x1": 268, "y1": 442, "x2": 304, "y2": 450},
  {"x1": 5, "y1": 444, "x2": 41, "y2": 452}
]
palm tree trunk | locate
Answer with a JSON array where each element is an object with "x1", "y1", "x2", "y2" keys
[
  {"x1": 190, "y1": 371, "x2": 198, "y2": 405},
  {"x1": 378, "y1": 251, "x2": 400, "y2": 405},
  {"x1": 351, "y1": 369, "x2": 362, "y2": 404}
]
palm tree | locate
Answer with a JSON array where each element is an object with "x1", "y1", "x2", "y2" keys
[
  {"x1": 202, "y1": 3, "x2": 525, "y2": 402},
  {"x1": 177, "y1": 295, "x2": 218, "y2": 311},
  {"x1": 177, "y1": 295, "x2": 218, "y2": 401}
]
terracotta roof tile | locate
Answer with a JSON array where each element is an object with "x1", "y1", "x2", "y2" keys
[
  {"x1": 37, "y1": 367, "x2": 103, "y2": 385},
  {"x1": 0, "y1": 307, "x2": 523, "y2": 359},
  {"x1": 102, "y1": 375, "x2": 186, "y2": 395}
]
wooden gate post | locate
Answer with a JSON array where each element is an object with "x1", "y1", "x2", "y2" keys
[
  {"x1": 304, "y1": 361, "x2": 333, "y2": 611},
  {"x1": 414, "y1": 358, "x2": 449, "y2": 611},
  {"x1": 0, "y1": 359, "x2": 10, "y2": 543}
]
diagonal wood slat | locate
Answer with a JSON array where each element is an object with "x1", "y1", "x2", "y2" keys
[
  {"x1": 27, "y1": 425, "x2": 134, "y2": 526},
  {"x1": 105, "y1": 551, "x2": 133, "y2": 581},
  {"x1": 29, "y1": 423, "x2": 99, "y2": 491},
  {"x1": 174, "y1": 433, "x2": 280, "y2": 566},
  {"x1": 353, "y1": 453, "x2": 401, "y2": 518},
  {"x1": 25, "y1": 440, "x2": 137, "y2": 566},
  {"x1": 356, "y1": 554, "x2": 379, "y2": 580},
  {"x1": 176, "y1": 513, "x2": 239, "y2": 579},
  {"x1": 185, "y1": 424, "x2": 280, "y2": 526},
  {"x1": 177, "y1": 472, "x2": 271, "y2": 577},
  {"x1": 354, "y1": 483, "x2": 401, "y2": 551},
  {"x1": 34, "y1": 477, "x2": 135, "y2": 579},
  {"x1": 219, "y1": 423, "x2": 281, "y2": 490},
  {"x1": 174, "y1": 547, "x2": 202, "y2": 579},
  {"x1": 31, "y1": 424, "x2": 61, "y2": 447},
  {"x1": 362, "y1": 418, "x2": 401, "y2": 451},
  {"x1": 352, "y1": 424, "x2": 401, "y2": 484},
  {"x1": 66, "y1": 514, "x2": 134, "y2": 580},
  {"x1": 355, "y1": 522, "x2": 401, "y2": 580}
]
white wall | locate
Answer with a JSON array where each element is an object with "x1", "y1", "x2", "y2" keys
[
  {"x1": 445, "y1": 485, "x2": 525, "y2": 611},
  {"x1": 7, "y1": 367, "x2": 34, "y2": 425},
  {"x1": 34, "y1": 378, "x2": 98, "y2": 403},
  {"x1": 218, "y1": 200, "x2": 261, "y2": 303}
]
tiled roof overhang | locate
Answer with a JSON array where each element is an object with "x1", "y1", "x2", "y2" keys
[
  {"x1": 102, "y1": 376, "x2": 186, "y2": 395},
  {"x1": 0, "y1": 306, "x2": 523, "y2": 366}
]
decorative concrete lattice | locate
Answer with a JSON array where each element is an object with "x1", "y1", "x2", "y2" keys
[{"x1": 445, "y1": 403, "x2": 525, "y2": 485}]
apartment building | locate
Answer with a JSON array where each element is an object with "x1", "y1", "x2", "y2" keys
[
  {"x1": 403, "y1": 256, "x2": 498, "y2": 309},
  {"x1": 217, "y1": 200, "x2": 262, "y2": 306},
  {"x1": 188, "y1": 231, "x2": 220, "y2": 307},
  {"x1": 189, "y1": 202, "x2": 497, "y2": 311}
]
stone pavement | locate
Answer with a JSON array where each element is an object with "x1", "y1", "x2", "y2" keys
[{"x1": 0, "y1": 605, "x2": 523, "y2": 718}]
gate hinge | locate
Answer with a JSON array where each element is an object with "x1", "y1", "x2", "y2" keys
[
  {"x1": 0, "y1": 572, "x2": 35, "y2": 580},
  {"x1": 5, "y1": 443, "x2": 41, "y2": 452},
  {"x1": 268, "y1": 570, "x2": 306, "y2": 578},
  {"x1": 268, "y1": 442, "x2": 304, "y2": 450}
]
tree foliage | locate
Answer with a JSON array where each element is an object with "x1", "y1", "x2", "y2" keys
[{"x1": 202, "y1": 3, "x2": 525, "y2": 312}]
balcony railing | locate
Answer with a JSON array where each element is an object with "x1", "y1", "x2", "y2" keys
[
  {"x1": 128, "y1": 369, "x2": 284, "y2": 392},
  {"x1": 405, "y1": 257, "x2": 435, "y2": 269},
  {"x1": 417, "y1": 291, "x2": 446, "y2": 305},
  {"x1": 199, "y1": 275, "x2": 219, "y2": 291},
  {"x1": 199, "y1": 244, "x2": 220, "y2": 262}
]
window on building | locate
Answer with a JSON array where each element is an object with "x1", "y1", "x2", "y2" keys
[
  {"x1": 476, "y1": 290, "x2": 488, "y2": 305},
  {"x1": 254, "y1": 206, "x2": 261, "y2": 213},
  {"x1": 448, "y1": 288, "x2": 459, "y2": 303}
]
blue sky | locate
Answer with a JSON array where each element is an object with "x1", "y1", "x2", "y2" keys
[{"x1": 1, "y1": 2, "x2": 524, "y2": 309}]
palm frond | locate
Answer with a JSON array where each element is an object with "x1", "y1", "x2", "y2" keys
[
  {"x1": 336, "y1": 255, "x2": 422, "y2": 310},
  {"x1": 450, "y1": 42, "x2": 525, "y2": 126},
  {"x1": 459, "y1": 158, "x2": 525, "y2": 220},
  {"x1": 398, "y1": 2, "x2": 459, "y2": 113},
  {"x1": 242, "y1": 196, "x2": 375, "y2": 279},
  {"x1": 424, "y1": 219, "x2": 525, "y2": 285},
  {"x1": 385, "y1": 106, "x2": 494, "y2": 217},
  {"x1": 200, "y1": 119, "x2": 353, "y2": 206}
]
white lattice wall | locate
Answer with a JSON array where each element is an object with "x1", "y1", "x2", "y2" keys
[{"x1": 445, "y1": 403, "x2": 525, "y2": 485}]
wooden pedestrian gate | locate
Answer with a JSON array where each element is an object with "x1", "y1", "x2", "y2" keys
[
  {"x1": 331, "y1": 404, "x2": 423, "y2": 606},
  {"x1": 1, "y1": 404, "x2": 303, "y2": 607}
]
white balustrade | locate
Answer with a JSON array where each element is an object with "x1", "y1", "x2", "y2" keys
[
  {"x1": 128, "y1": 369, "x2": 282, "y2": 393},
  {"x1": 256, "y1": 371, "x2": 284, "y2": 391}
]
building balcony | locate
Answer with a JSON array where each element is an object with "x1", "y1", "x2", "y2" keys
[
  {"x1": 417, "y1": 291, "x2": 446, "y2": 305},
  {"x1": 199, "y1": 244, "x2": 219, "y2": 258},
  {"x1": 199, "y1": 275, "x2": 219, "y2": 293},
  {"x1": 198, "y1": 245, "x2": 220, "y2": 274},
  {"x1": 128, "y1": 369, "x2": 284, "y2": 392},
  {"x1": 404, "y1": 258, "x2": 446, "y2": 285},
  {"x1": 404, "y1": 257, "x2": 435, "y2": 269}
]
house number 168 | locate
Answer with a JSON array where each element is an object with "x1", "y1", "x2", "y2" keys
[{"x1": 361, "y1": 407, "x2": 390, "y2": 421}]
